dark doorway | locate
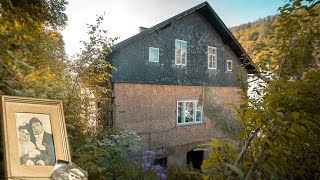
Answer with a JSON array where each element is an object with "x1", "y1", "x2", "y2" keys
[
  {"x1": 154, "y1": 157, "x2": 167, "y2": 168},
  {"x1": 186, "y1": 150, "x2": 203, "y2": 170}
]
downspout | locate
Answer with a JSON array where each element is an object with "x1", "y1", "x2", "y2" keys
[{"x1": 107, "y1": 82, "x2": 115, "y2": 127}]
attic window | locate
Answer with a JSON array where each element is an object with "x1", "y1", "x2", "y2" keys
[
  {"x1": 175, "y1": 39, "x2": 187, "y2": 66},
  {"x1": 149, "y1": 47, "x2": 159, "y2": 62},
  {"x1": 208, "y1": 46, "x2": 217, "y2": 69},
  {"x1": 227, "y1": 60, "x2": 233, "y2": 71},
  {"x1": 177, "y1": 100, "x2": 202, "y2": 125}
]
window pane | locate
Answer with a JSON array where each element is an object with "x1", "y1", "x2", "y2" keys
[
  {"x1": 175, "y1": 40, "x2": 181, "y2": 48},
  {"x1": 181, "y1": 50, "x2": 186, "y2": 58},
  {"x1": 208, "y1": 55, "x2": 213, "y2": 68},
  {"x1": 181, "y1": 50, "x2": 186, "y2": 65},
  {"x1": 196, "y1": 103, "x2": 202, "y2": 122},
  {"x1": 208, "y1": 47, "x2": 213, "y2": 54},
  {"x1": 227, "y1": 61, "x2": 232, "y2": 70},
  {"x1": 178, "y1": 102, "x2": 183, "y2": 123},
  {"x1": 181, "y1": 57, "x2": 186, "y2": 65},
  {"x1": 208, "y1": 47, "x2": 216, "y2": 55},
  {"x1": 181, "y1": 41, "x2": 187, "y2": 49},
  {"x1": 185, "y1": 102, "x2": 194, "y2": 123},
  {"x1": 212, "y1": 55, "x2": 216, "y2": 68},
  {"x1": 176, "y1": 49, "x2": 181, "y2": 64},
  {"x1": 150, "y1": 48, "x2": 158, "y2": 61}
]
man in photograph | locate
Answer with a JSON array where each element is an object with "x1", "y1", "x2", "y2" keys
[{"x1": 29, "y1": 117, "x2": 56, "y2": 165}]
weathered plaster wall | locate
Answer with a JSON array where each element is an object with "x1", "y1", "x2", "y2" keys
[{"x1": 113, "y1": 82, "x2": 240, "y2": 164}]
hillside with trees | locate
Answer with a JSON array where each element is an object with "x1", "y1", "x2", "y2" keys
[
  {"x1": 230, "y1": 2, "x2": 320, "y2": 66},
  {"x1": 230, "y1": 15, "x2": 274, "y2": 62}
]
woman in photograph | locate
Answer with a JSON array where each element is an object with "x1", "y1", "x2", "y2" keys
[{"x1": 18, "y1": 124, "x2": 45, "y2": 166}]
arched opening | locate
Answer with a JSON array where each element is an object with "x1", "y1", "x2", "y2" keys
[{"x1": 186, "y1": 149, "x2": 203, "y2": 170}]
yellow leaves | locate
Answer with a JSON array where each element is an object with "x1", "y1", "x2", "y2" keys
[
  {"x1": 209, "y1": 151, "x2": 219, "y2": 159},
  {"x1": 291, "y1": 112, "x2": 299, "y2": 120},
  {"x1": 14, "y1": 21, "x2": 22, "y2": 29},
  {"x1": 210, "y1": 139, "x2": 223, "y2": 149},
  {"x1": 201, "y1": 160, "x2": 212, "y2": 171}
]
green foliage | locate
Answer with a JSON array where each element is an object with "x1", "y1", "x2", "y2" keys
[
  {"x1": 230, "y1": 1, "x2": 320, "y2": 68},
  {"x1": 201, "y1": 139, "x2": 239, "y2": 179},
  {"x1": 166, "y1": 163, "x2": 203, "y2": 180},
  {"x1": 230, "y1": 15, "x2": 275, "y2": 59},
  {"x1": 72, "y1": 129, "x2": 163, "y2": 179},
  {"x1": 204, "y1": 0, "x2": 320, "y2": 179},
  {"x1": 1, "y1": 0, "x2": 68, "y2": 28},
  {"x1": 63, "y1": 13, "x2": 117, "y2": 131},
  {"x1": 72, "y1": 130, "x2": 159, "y2": 179},
  {"x1": 203, "y1": 100, "x2": 240, "y2": 138},
  {"x1": 0, "y1": 0, "x2": 68, "y2": 97}
]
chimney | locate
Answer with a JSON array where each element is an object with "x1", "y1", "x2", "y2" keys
[{"x1": 138, "y1": 26, "x2": 148, "y2": 33}]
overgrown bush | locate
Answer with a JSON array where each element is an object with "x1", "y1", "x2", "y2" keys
[
  {"x1": 73, "y1": 130, "x2": 162, "y2": 179},
  {"x1": 166, "y1": 163, "x2": 203, "y2": 180}
]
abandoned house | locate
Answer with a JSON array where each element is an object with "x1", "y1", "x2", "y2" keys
[{"x1": 106, "y1": 2, "x2": 257, "y2": 168}]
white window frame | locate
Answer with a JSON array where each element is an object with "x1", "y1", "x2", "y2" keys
[
  {"x1": 227, "y1": 60, "x2": 233, "y2": 71},
  {"x1": 175, "y1": 39, "x2": 187, "y2": 66},
  {"x1": 149, "y1": 47, "x2": 159, "y2": 62},
  {"x1": 208, "y1": 46, "x2": 217, "y2": 69},
  {"x1": 176, "y1": 100, "x2": 203, "y2": 125}
]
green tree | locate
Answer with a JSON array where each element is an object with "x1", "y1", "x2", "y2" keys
[
  {"x1": 202, "y1": 0, "x2": 320, "y2": 179},
  {"x1": 0, "y1": 0, "x2": 68, "y2": 97},
  {"x1": 0, "y1": 0, "x2": 69, "y2": 175}
]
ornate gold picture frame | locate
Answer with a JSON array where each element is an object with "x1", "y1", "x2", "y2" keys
[{"x1": 1, "y1": 96, "x2": 71, "y2": 179}]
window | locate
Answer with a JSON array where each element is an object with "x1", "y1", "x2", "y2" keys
[
  {"x1": 208, "y1": 46, "x2": 217, "y2": 69},
  {"x1": 227, "y1": 60, "x2": 233, "y2": 71},
  {"x1": 175, "y1": 39, "x2": 187, "y2": 65},
  {"x1": 149, "y1": 47, "x2": 159, "y2": 62},
  {"x1": 177, "y1": 100, "x2": 202, "y2": 125}
]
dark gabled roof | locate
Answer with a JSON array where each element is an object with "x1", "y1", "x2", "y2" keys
[{"x1": 112, "y1": 1, "x2": 258, "y2": 74}]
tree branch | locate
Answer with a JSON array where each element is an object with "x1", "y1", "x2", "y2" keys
[{"x1": 234, "y1": 127, "x2": 260, "y2": 167}]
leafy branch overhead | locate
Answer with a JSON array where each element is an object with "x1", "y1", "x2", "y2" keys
[{"x1": 0, "y1": 0, "x2": 68, "y2": 97}]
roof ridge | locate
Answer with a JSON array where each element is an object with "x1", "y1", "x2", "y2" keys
[
  {"x1": 113, "y1": 1, "x2": 209, "y2": 50},
  {"x1": 109, "y1": 1, "x2": 258, "y2": 73}
]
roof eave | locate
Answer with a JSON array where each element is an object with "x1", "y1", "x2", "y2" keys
[
  {"x1": 198, "y1": 4, "x2": 259, "y2": 74},
  {"x1": 110, "y1": 1, "x2": 259, "y2": 74}
]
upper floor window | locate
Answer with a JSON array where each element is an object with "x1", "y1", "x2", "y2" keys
[
  {"x1": 177, "y1": 100, "x2": 202, "y2": 125},
  {"x1": 208, "y1": 46, "x2": 217, "y2": 69},
  {"x1": 149, "y1": 47, "x2": 159, "y2": 62},
  {"x1": 175, "y1": 39, "x2": 187, "y2": 66},
  {"x1": 227, "y1": 60, "x2": 233, "y2": 71}
]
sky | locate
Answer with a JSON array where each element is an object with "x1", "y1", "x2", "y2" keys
[{"x1": 61, "y1": 0, "x2": 286, "y2": 57}]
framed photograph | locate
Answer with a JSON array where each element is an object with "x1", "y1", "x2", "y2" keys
[{"x1": 1, "y1": 96, "x2": 71, "y2": 179}]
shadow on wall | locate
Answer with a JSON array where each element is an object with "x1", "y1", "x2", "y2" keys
[{"x1": 204, "y1": 101, "x2": 240, "y2": 138}]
